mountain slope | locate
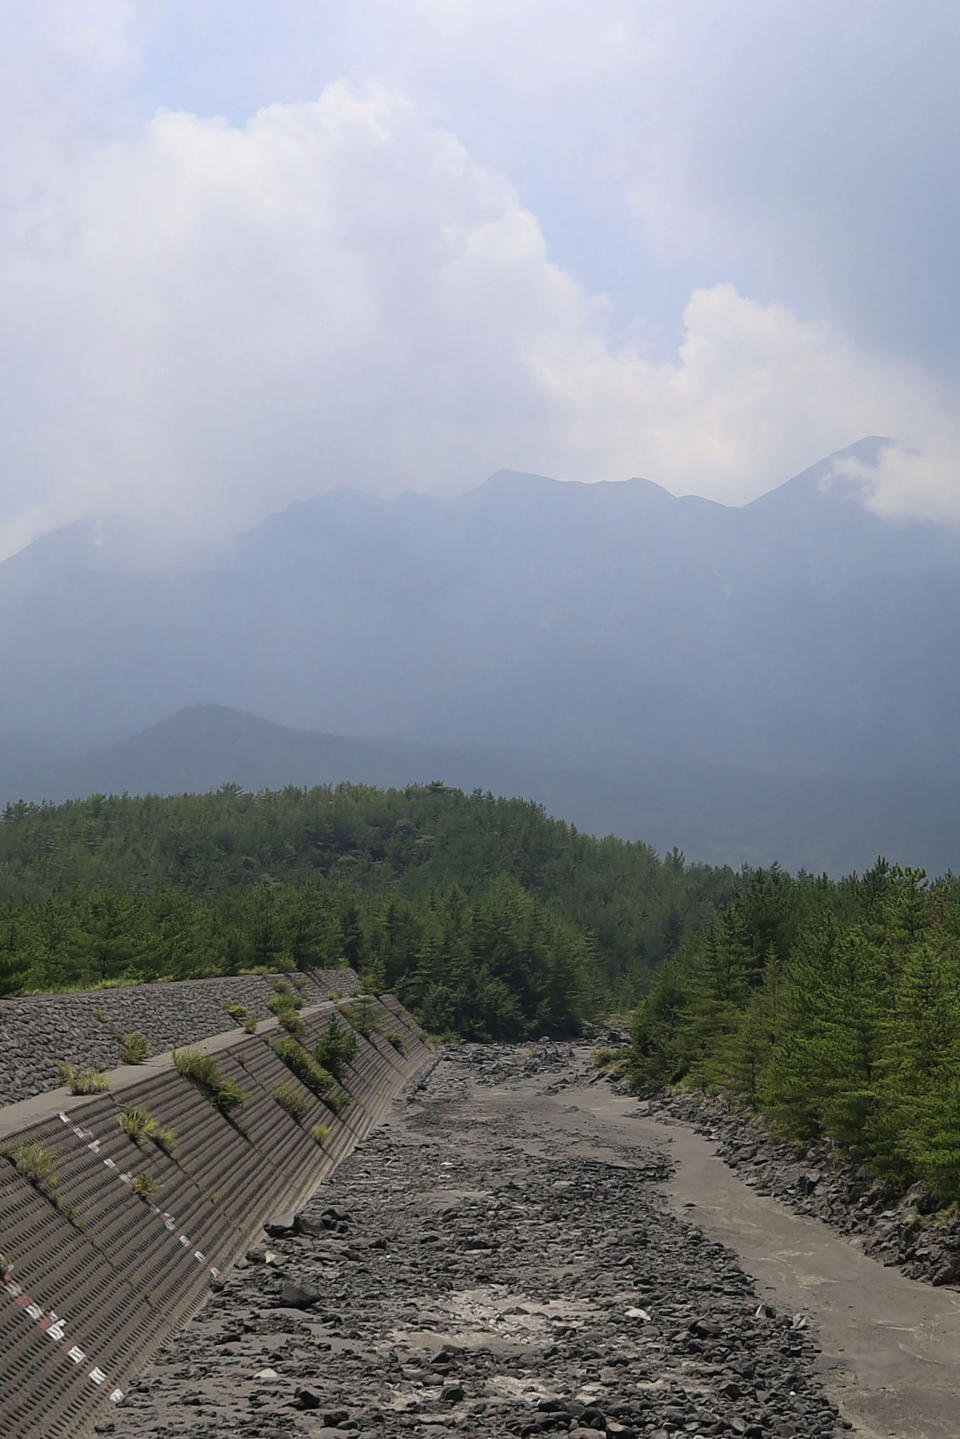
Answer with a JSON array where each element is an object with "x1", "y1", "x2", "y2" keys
[{"x1": 2, "y1": 439, "x2": 960, "y2": 871}]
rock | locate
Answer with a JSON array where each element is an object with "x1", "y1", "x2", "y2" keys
[
  {"x1": 904, "y1": 1182, "x2": 938, "y2": 1215},
  {"x1": 931, "y1": 1256, "x2": 960, "y2": 1285},
  {"x1": 104, "y1": 1042, "x2": 846, "y2": 1439},
  {"x1": 278, "y1": 1279, "x2": 320, "y2": 1309},
  {"x1": 295, "y1": 1214, "x2": 328, "y2": 1238},
  {"x1": 264, "y1": 1213, "x2": 298, "y2": 1238}
]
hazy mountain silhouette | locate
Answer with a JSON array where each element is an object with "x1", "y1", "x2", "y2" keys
[
  {"x1": 2, "y1": 703, "x2": 960, "y2": 875},
  {"x1": 3, "y1": 437, "x2": 960, "y2": 871}
]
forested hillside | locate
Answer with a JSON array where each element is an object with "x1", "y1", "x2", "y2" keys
[
  {"x1": 7, "y1": 443, "x2": 960, "y2": 874},
  {"x1": 0, "y1": 784, "x2": 737, "y2": 1037},
  {"x1": 629, "y1": 861, "x2": 960, "y2": 1198}
]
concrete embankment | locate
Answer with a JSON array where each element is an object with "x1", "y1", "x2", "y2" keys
[
  {"x1": 0, "y1": 968, "x2": 358, "y2": 1106},
  {"x1": 0, "y1": 994, "x2": 430, "y2": 1439}
]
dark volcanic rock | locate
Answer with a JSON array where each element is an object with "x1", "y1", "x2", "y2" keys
[
  {"x1": 278, "y1": 1280, "x2": 320, "y2": 1309},
  {"x1": 114, "y1": 1043, "x2": 843, "y2": 1439}
]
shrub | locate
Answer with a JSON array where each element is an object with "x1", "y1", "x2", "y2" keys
[
  {"x1": 222, "y1": 1002, "x2": 250, "y2": 1023},
  {"x1": 173, "y1": 1047, "x2": 218, "y2": 1084},
  {"x1": 311, "y1": 1123, "x2": 330, "y2": 1147},
  {"x1": 242, "y1": 1015, "x2": 258, "y2": 1034},
  {"x1": 314, "y1": 1016, "x2": 359, "y2": 1080},
  {"x1": 273, "y1": 1037, "x2": 335, "y2": 1100},
  {"x1": 59, "y1": 1063, "x2": 109, "y2": 1095},
  {"x1": 267, "y1": 991, "x2": 303, "y2": 1017},
  {"x1": 592, "y1": 1046, "x2": 620, "y2": 1071},
  {"x1": 266, "y1": 985, "x2": 306, "y2": 1036},
  {"x1": 272, "y1": 1080, "x2": 309, "y2": 1124},
  {"x1": 338, "y1": 996, "x2": 379, "y2": 1040},
  {"x1": 119, "y1": 1031, "x2": 149, "y2": 1065},
  {"x1": 270, "y1": 978, "x2": 302, "y2": 1007},
  {"x1": 277, "y1": 1009, "x2": 305, "y2": 1038},
  {"x1": 119, "y1": 1105, "x2": 155, "y2": 1141},
  {"x1": 131, "y1": 1172, "x2": 160, "y2": 1201},
  {"x1": 173, "y1": 1048, "x2": 247, "y2": 1115},
  {"x1": 384, "y1": 1031, "x2": 406, "y2": 1054},
  {"x1": 7, "y1": 1142, "x2": 59, "y2": 1198},
  {"x1": 210, "y1": 1076, "x2": 247, "y2": 1115}
]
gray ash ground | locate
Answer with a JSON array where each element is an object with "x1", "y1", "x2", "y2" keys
[
  {"x1": 646, "y1": 1092, "x2": 960, "y2": 1289},
  {"x1": 108, "y1": 1044, "x2": 846, "y2": 1439}
]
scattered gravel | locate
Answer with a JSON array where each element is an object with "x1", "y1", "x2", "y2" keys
[{"x1": 109, "y1": 1044, "x2": 845, "y2": 1439}]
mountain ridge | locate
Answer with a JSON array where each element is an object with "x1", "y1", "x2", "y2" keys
[{"x1": 2, "y1": 437, "x2": 958, "y2": 874}]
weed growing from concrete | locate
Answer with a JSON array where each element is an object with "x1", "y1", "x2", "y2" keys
[
  {"x1": 272, "y1": 1080, "x2": 309, "y2": 1124},
  {"x1": 5, "y1": 1142, "x2": 60, "y2": 1199},
  {"x1": 173, "y1": 1048, "x2": 247, "y2": 1114},
  {"x1": 119, "y1": 1105, "x2": 178, "y2": 1155},
  {"x1": 120, "y1": 1105, "x2": 155, "y2": 1141},
  {"x1": 60, "y1": 1063, "x2": 109, "y2": 1095},
  {"x1": 119, "y1": 1030, "x2": 149, "y2": 1064},
  {"x1": 273, "y1": 1037, "x2": 336, "y2": 1100},
  {"x1": 131, "y1": 1172, "x2": 161, "y2": 1201},
  {"x1": 152, "y1": 1124, "x2": 178, "y2": 1155}
]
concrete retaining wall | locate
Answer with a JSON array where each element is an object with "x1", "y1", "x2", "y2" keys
[
  {"x1": 0, "y1": 968, "x2": 358, "y2": 1106},
  {"x1": 0, "y1": 994, "x2": 430, "y2": 1439}
]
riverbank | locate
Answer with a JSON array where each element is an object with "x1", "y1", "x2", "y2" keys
[{"x1": 643, "y1": 1091, "x2": 960, "y2": 1290}]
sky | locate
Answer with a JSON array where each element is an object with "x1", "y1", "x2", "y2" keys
[{"x1": 1, "y1": 0, "x2": 959, "y2": 557}]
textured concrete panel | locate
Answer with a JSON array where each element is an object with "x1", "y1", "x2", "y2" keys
[
  {"x1": 0, "y1": 969, "x2": 359, "y2": 1106},
  {"x1": 0, "y1": 995, "x2": 429, "y2": 1439}
]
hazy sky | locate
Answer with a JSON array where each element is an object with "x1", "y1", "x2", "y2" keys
[{"x1": 1, "y1": 1, "x2": 959, "y2": 557}]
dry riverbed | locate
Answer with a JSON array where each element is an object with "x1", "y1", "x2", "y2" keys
[{"x1": 101, "y1": 1043, "x2": 953, "y2": 1439}]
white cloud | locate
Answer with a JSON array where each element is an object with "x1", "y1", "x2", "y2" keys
[
  {"x1": 832, "y1": 443, "x2": 960, "y2": 526},
  {"x1": 2, "y1": 10, "x2": 960, "y2": 558}
]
